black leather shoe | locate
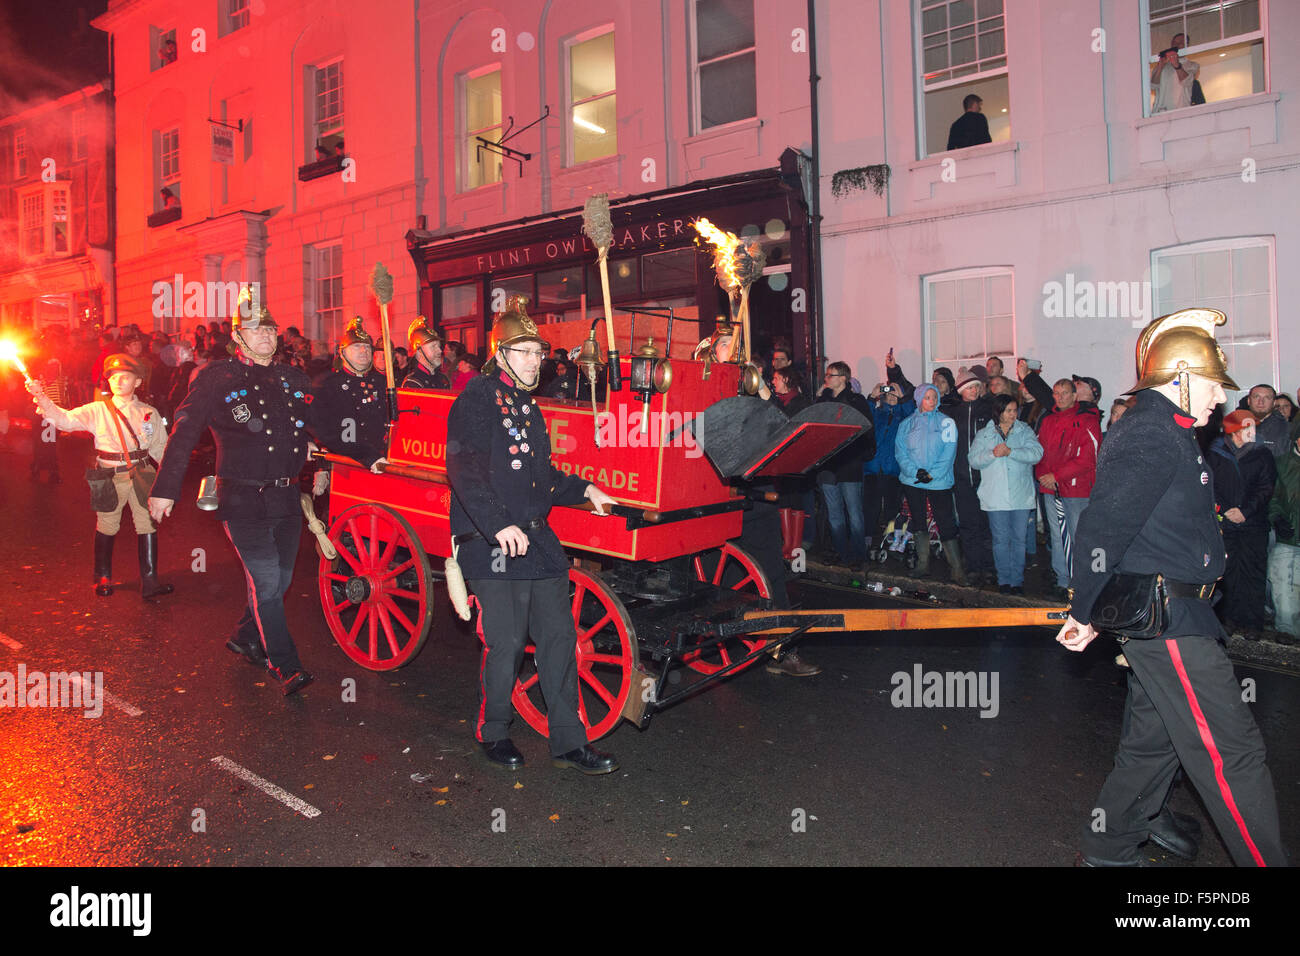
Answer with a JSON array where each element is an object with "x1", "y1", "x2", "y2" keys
[
  {"x1": 279, "y1": 670, "x2": 314, "y2": 697},
  {"x1": 552, "y1": 745, "x2": 619, "y2": 775},
  {"x1": 226, "y1": 638, "x2": 268, "y2": 666},
  {"x1": 481, "y1": 739, "x2": 525, "y2": 769},
  {"x1": 1075, "y1": 851, "x2": 1150, "y2": 867},
  {"x1": 1147, "y1": 808, "x2": 1200, "y2": 860}
]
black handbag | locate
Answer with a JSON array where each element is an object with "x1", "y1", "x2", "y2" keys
[{"x1": 1089, "y1": 572, "x2": 1169, "y2": 639}]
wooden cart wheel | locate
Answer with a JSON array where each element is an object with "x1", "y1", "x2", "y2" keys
[
  {"x1": 318, "y1": 503, "x2": 434, "y2": 671},
  {"x1": 683, "y1": 542, "x2": 773, "y2": 675},
  {"x1": 510, "y1": 567, "x2": 637, "y2": 743}
]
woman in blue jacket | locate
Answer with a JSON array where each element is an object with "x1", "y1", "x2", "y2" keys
[
  {"x1": 969, "y1": 393, "x2": 1044, "y2": 593},
  {"x1": 895, "y1": 383, "x2": 963, "y2": 583},
  {"x1": 863, "y1": 379, "x2": 915, "y2": 555}
]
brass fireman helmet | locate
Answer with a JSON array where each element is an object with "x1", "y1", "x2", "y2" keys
[
  {"x1": 230, "y1": 304, "x2": 278, "y2": 334},
  {"x1": 408, "y1": 315, "x2": 442, "y2": 353},
  {"x1": 337, "y1": 316, "x2": 373, "y2": 353},
  {"x1": 1130, "y1": 307, "x2": 1239, "y2": 393},
  {"x1": 488, "y1": 293, "x2": 550, "y2": 356}
]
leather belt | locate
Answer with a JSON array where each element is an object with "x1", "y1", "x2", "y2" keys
[
  {"x1": 1165, "y1": 580, "x2": 1217, "y2": 601},
  {"x1": 97, "y1": 449, "x2": 149, "y2": 462},
  {"x1": 454, "y1": 517, "x2": 545, "y2": 547},
  {"x1": 218, "y1": 476, "x2": 296, "y2": 491}
]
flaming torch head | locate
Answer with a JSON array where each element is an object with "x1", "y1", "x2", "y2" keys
[
  {"x1": 581, "y1": 193, "x2": 614, "y2": 255},
  {"x1": 368, "y1": 262, "x2": 395, "y2": 307},
  {"x1": 693, "y1": 218, "x2": 765, "y2": 297},
  {"x1": 0, "y1": 340, "x2": 30, "y2": 379}
]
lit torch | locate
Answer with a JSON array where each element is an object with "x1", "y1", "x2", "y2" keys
[
  {"x1": 692, "y1": 218, "x2": 766, "y2": 369},
  {"x1": 0, "y1": 340, "x2": 32, "y2": 383}
]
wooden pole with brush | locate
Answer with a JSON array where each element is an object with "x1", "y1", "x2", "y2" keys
[
  {"x1": 582, "y1": 194, "x2": 620, "y2": 393},
  {"x1": 368, "y1": 262, "x2": 397, "y2": 423}
]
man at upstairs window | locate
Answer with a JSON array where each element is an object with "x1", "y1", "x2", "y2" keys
[
  {"x1": 1151, "y1": 33, "x2": 1201, "y2": 113},
  {"x1": 946, "y1": 94, "x2": 992, "y2": 151}
]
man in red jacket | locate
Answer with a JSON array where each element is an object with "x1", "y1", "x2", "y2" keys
[{"x1": 1036, "y1": 378, "x2": 1102, "y2": 599}]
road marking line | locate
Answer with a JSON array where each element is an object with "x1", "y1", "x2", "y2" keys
[
  {"x1": 64, "y1": 673, "x2": 144, "y2": 716},
  {"x1": 0, "y1": 633, "x2": 21, "y2": 651},
  {"x1": 210, "y1": 756, "x2": 322, "y2": 819}
]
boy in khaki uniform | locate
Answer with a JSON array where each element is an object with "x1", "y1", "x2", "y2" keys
[{"x1": 28, "y1": 353, "x2": 174, "y2": 600}]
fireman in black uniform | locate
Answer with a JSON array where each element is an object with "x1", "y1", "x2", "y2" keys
[
  {"x1": 312, "y1": 317, "x2": 390, "y2": 458},
  {"x1": 1058, "y1": 308, "x2": 1288, "y2": 867},
  {"x1": 401, "y1": 316, "x2": 449, "y2": 389},
  {"x1": 148, "y1": 302, "x2": 384, "y2": 696},
  {"x1": 447, "y1": 294, "x2": 619, "y2": 773}
]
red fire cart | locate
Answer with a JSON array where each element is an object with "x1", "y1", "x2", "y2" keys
[{"x1": 314, "y1": 356, "x2": 1067, "y2": 741}]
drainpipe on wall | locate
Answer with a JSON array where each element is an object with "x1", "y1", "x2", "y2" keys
[{"x1": 806, "y1": 0, "x2": 824, "y2": 374}]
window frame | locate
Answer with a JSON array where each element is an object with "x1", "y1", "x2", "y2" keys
[
  {"x1": 564, "y1": 26, "x2": 617, "y2": 167},
  {"x1": 690, "y1": 0, "x2": 758, "y2": 134},
  {"x1": 313, "y1": 59, "x2": 345, "y2": 156},
  {"x1": 155, "y1": 125, "x2": 182, "y2": 212},
  {"x1": 152, "y1": 25, "x2": 179, "y2": 71},
  {"x1": 220, "y1": 0, "x2": 251, "y2": 37},
  {"x1": 72, "y1": 110, "x2": 88, "y2": 161},
  {"x1": 311, "y1": 242, "x2": 345, "y2": 344},
  {"x1": 1141, "y1": 0, "x2": 1269, "y2": 118},
  {"x1": 15, "y1": 127, "x2": 27, "y2": 179},
  {"x1": 459, "y1": 65, "x2": 503, "y2": 192},
  {"x1": 921, "y1": 266, "x2": 1016, "y2": 377},
  {"x1": 914, "y1": 0, "x2": 1009, "y2": 157},
  {"x1": 1150, "y1": 236, "x2": 1278, "y2": 393},
  {"x1": 17, "y1": 182, "x2": 73, "y2": 260}
]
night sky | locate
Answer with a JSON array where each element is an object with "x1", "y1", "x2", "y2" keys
[{"x1": 0, "y1": 0, "x2": 110, "y2": 114}]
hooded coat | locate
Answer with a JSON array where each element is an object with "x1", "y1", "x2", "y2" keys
[
  {"x1": 969, "y1": 418, "x2": 1044, "y2": 510},
  {"x1": 895, "y1": 384, "x2": 956, "y2": 491}
]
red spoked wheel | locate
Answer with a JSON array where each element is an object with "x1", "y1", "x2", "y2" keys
[
  {"x1": 318, "y1": 503, "x2": 434, "y2": 671},
  {"x1": 511, "y1": 567, "x2": 637, "y2": 743},
  {"x1": 682, "y1": 542, "x2": 772, "y2": 675}
]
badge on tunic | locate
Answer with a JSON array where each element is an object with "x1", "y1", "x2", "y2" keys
[
  {"x1": 520, "y1": 442, "x2": 530, "y2": 453},
  {"x1": 511, "y1": 459, "x2": 522, "y2": 470},
  {"x1": 509, "y1": 444, "x2": 519, "y2": 454},
  {"x1": 1201, "y1": 472, "x2": 1209, "y2": 484},
  {"x1": 232, "y1": 404, "x2": 251, "y2": 423},
  {"x1": 502, "y1": 418, "x2": 512, "y2": 427}
]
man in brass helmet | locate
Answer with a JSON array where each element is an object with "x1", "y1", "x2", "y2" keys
[
  {"x1": 312, "y1": 316, "x2": 389, "y2": 462},
  {"x1": 149, "y1": 298, "x2": 384, "y2": 697},
  {"x1": 1057, "y1": 308, "x2": 1287, "y2": 866},
  {"x1": 446, "y1": 294, "x2": 621, "y2": 773},
  {"x1": 401, "y1": 315, "x2": 449, "y2": 389}
]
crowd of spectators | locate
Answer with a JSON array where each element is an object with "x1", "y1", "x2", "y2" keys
[{"x1": 756, "y1": 343, "x2": 1299, "y2": 645}]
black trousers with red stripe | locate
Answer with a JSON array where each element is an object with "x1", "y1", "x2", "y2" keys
[
  {"x1": 1081, "y1": 634, "x2": 1287, "y2": 866},
  {"x1": 468, "y1": 575, "x2": 588, "y2": 757}
]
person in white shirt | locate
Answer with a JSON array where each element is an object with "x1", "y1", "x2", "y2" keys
[
  {"x1": 28, "y1": 353, "x2": 173, "y2": 600},
  {"x1": 1151, "y1": 33, "x2": 1200, "y2": 113}
]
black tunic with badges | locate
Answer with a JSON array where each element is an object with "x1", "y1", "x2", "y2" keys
[
  {"x1": 1069, "y1": 388, "x2": 1227, "y2": 638},
  {"x1": 447, "y1": 372, "x2": 592, "y2": 580},
  {"x1": 152, "y1": 357, "x2": 382, "y2": 520},
  {"x1": 401, "y1": 363, "x2": 449, "y2": 390},
  {"x1": 312, "y1": 368, "x2": 390, "y2": 461}
]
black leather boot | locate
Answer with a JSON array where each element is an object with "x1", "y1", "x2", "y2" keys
[
  {"x1": 139, "y1": 533, "x2": 174, "y2": 600},
  {"x1": 93, "y1": 532, "x2": 114, "y2": 596}
]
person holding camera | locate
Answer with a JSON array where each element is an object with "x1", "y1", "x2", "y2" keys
[
  {"x1": 865, "y1": 373, "x2": 916, "y2": 560},
  {"x1": 1151, "y1": 34, "x2": 1200, "y2": 113}
]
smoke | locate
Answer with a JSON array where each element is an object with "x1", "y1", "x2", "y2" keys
[{"x1": 0, "y1": 2, "x2": 109, "y2": 117}]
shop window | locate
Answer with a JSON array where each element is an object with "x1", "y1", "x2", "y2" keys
[
  {"x1": 462, "y1": 67, "x2": 503, "y2": 190},
  {"x1": 567, "y1": 30, "x2": 617, "y2": 165},
  {"x1": 1151, "y1": 238, "x2": 1275, "y2": 401},
  {"x1": 642, "y1": 248, "x2": 697, "y2": 294},
  {"x1": 693, "y1": 0, "x2": 757, "y2": 131},
  {"x1": 537, "y1": 266, "x2": 584, "y2": 314},
  {"x1": 440, "y1": 281, "x2": 484, "y2": 355},
  {"x1": 152, "y1": 26, "x2": 178, "y2": 71},
  {"x1": 488, "y1": 274, "x2": 534, "y2": 313},
  {"x1": 586, "y1": 256, "x2": 639, "y2": 301},
  {"x1": 1146, "y1": 0, "x2": 1266, "y2": 115},
  {"x1": 924, "y1": 267, "x2": 1014, "y2": 374},
  {"x1": 918, "y1": 0, "x2": 1010, "y2": 156}
]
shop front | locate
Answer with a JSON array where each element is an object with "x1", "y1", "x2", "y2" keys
[{"x1": 406, "y1": 163, "x2": 811, "y2": 369}]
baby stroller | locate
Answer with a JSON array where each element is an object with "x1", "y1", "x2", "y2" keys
[{"x1": 873, "y1": 495, "x2": 943, "y2": 570}]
